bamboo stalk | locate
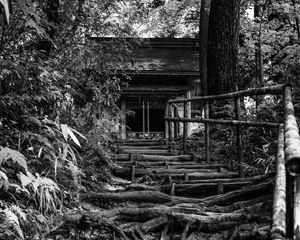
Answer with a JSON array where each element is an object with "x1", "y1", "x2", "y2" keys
[
  {"x1": 294, "y1": 177, "x2": 300, "y2": 240},
  {"x1": 164, "y1": 116, "x2": 279, "y2": 128},
  {"x1": 284, "y1": 85, "x2": 300, "y2": 176},
  {"x1": 271, "y1": 124, "x2": 286, "y2": 239},
  {"x1": 168, "y1": 84, "x2": 287, "y2": 104}
]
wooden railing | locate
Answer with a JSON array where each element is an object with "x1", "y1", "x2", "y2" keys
[{"x1": 165, "y1": 84, "x2": 300, "y2": 239}]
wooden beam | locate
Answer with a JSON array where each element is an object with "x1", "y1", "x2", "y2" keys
[
  {"x1": 169, "y1": 84, "x2": 288, "y2": 103},
  {"x1": 165, "y1": 116, "x2": 279, "y2": 128}
]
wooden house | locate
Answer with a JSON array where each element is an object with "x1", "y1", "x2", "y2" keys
[{"x1": 119, "y1": 38, "x2": 200, "y2": 140}]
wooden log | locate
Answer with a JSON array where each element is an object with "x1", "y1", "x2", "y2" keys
[
  {"x1": 206, "y1": 195, "x2": 272, "y2": 213},
  {"x1": 115, "y1": 154, "x2": 207, "y2": 162},
  {"x1": 137, "y1": 154, "x2": 205, "y2": 162},
  {"x1": 168, "y1": 84, "x2": 287, "y2": 103},
  {"x1": 116, "y1": 162, "x2": 228, "y2": 170},
  {"x1": 140, "y1": 216, "x2": 169, "y2": 233},
  {"x1": 284, "y1": 85, "x2": 300, "y2": 176},
  {"x1": 170, "y1": 172, "x2": 239, "y2": 180},
  {"x1": 173, "y1": 174, "x2": 272, "y2": 184},
  {"x1": 165, "y1": 116, "x2": 279, "y2": 128},
  {"x1": 117, "y1": 141, "x2": 162, "y2": 146},
  {"x1": 114, "y1": 154, "x2": 203, "y2": 162},
  {"x1": 120, "y1": 149, "x2": 180, "y2": 155},
  {"x1": 173, "y1": 182, "x2": 251, "y2": 197},
  {"x1": 271, "y1": 124, "x2": 286, "y2": 239},
  {"x1": 114, "y1": 167, "x2": 218, "y2": 178},
  {"x1": 202, "y1": 179, "x2": 274, "y2": 206},
  {"x1": 82, "y1": 191, "x2": 173, "y2": 204},
  {"x1": 118, "y1": 146, "x2": 169, "y2": 150}
]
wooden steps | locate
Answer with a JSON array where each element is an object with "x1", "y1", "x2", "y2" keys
[
  {"x1": 114, "y1": 139, "x2": 250, "y2": 198},
  {"x1": 114, "y1": 154, "x2": 205, "y2": 161}
]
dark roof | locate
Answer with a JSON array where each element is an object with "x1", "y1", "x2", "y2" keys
[
  {"x1": 129, "y1": 38, "x2": 199, "y2": 73},
  {"x1": 90, "y1": 37, "x2": 199, "y2": 74}
]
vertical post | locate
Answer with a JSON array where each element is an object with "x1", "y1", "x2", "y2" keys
[
  {"x1": 217, "y1": 182, "x2": 224, "y2": 194},
  {"x1": 235, "y1": 97, "x2": 244, "y2": 177},
  {"x1": 121, "y1": 96, "x2": 126, "y2": 140},
  {"x1": 183, "y1": 101, "x2": 188, "y2": 154},
  {"x1": 131, "y1": 165, "x2": 136, "y2": 182},
  {"x1": 294, "y1": 177, "x2": 300, "y2": 240},
  {"x1": 168, "y1": 104, "x2": 173, "y2": 141},
  {"x1": 165, "y1": 102, "x2": 169, "y2": 140},
  {"x1": 204, "y1": 101, "x2": 210, "y2": 163},
  {"x1": 186, "y1": 91, "x2": 191, "y2": 136},
  {"x1": 174, "y1": 105, "x2": 178, "y2": 139},
  {"x1": 147, "y1": 101, "x2": 150, "y2": 138},
  {"x1": 143, "y1": 101, "x2": 145, "y2": 135},
  {"x1": 287, "y1": 171, "x2": 295, "y2": 238}
]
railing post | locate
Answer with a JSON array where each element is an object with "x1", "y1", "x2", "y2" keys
[
  {"x1": 294, "y1": 177, "x2": 300, "y2": 239},
  {"x1": 204, "y1": 101, "x2": 210, "y2": 163},
  {"x1": 271, "y1": 124, "x2": 286, "y2": 239},
  {"x1": 168, "y1": 103, "x2": 172, "y2": 142},
  {"x1": 235, "y1": 97, "x2": 244, "y2": 177},
  {"x1": 174, "y1": 106, "x2": 179, "y2": 139},
  {"x1": 165, "y1": 102, "x2": 169, "y2": 140},
  {"x1": 284, "y1": 85, "x2": 300, "y2": 239},
  {"x1": 183, "y1": 101, "x2": 188, "y2": 154}
]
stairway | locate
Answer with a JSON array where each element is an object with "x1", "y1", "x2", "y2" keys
[{"x1": 113, "y1": 139, "x2": 251, "y2": 198}]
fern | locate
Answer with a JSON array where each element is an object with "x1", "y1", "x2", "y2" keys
[
  {"x1": 18, "y1": 172, "x2": 62, "y2": 214},
  {"x1": 0, "y1": 208, "x2": 24, "y2": 240},
  {"x1": 0, "y1": 147, "x2": 28, "y2": 173},
  {"x1": 0, "y1": 170, "x2": 8, "y2": 181}
]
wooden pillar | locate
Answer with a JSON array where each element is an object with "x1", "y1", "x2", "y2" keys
[
  {"x1": 204, "y1": 101, "x2": 210, "y2": 163},
  {"x1": 147, "y1": 101, "x2": 150, "y2": 138},
  {"x1": 121, "y1": 96, "x2": 126, "y2": 140},
  {"x1": 235, "y1": 97, "x2": 244, "y2": 177},
  {"x1": 174, "y1": 105, "x2": 179, "y2": 139},
  {"x1": 186, "y1": 90, "x2": 191, "y2": 136},
  {"x1": 183, "y1": 101, "x2": 188, "y2": 154},
  {"x1": 165, "y1": 102, "x2": 169, "y2": 139}
]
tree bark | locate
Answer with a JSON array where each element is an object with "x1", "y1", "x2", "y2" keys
[
  {"x1": 199, "y1": 0, "x2": 211, "y2": 96},
  {"x1": 207, "y1": 0, "x2": 241, "y2": 95}
]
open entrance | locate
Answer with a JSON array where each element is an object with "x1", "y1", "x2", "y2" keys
[{"x1": 126, "y1": 100, "x2": 165, "y2": 138}]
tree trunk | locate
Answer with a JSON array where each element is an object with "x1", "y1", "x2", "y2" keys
[
  {"x1": 207, "y1": 0, "x2": 241, "y2": 95},
  {"x1": 199, "y1": 0, "x2": 211, "y2": 97},
  {"x1": 37, "y1": 0, "x2": 59, "y2": 58}
]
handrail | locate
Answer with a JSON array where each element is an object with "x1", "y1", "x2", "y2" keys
[
  {"x1": 165, "y1": 84, "x2": 288, "y2": 175},
  {"x1": 283, "y1": 85, "x2": 300, "y2": 239},
  {"x1": 164, "y1": 84, "x2": 300, "y2": 239},
  {"x1": 168, "y1": 84, "x2": 288, "y2": 103}
]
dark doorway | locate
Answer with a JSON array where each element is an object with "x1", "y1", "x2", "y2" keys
[{"x1": 126, "y1": 107, "x2": 165, "y2": 133}]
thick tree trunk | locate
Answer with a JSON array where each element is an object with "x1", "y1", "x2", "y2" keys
[
  {"x1": 199, "y1": 0, "x2": 211, "y2": 96},
  {"x1": 207, "y1": 0, "x2": 241, "y2": 95}
]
